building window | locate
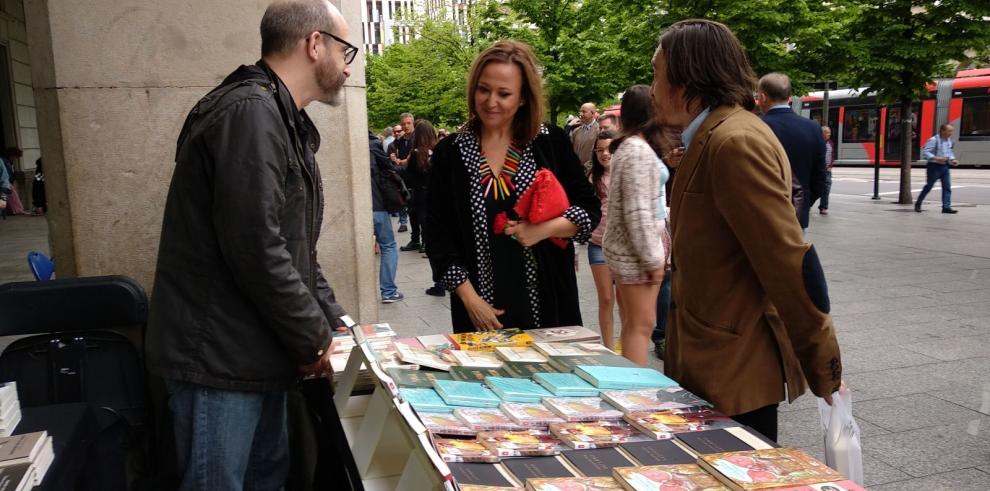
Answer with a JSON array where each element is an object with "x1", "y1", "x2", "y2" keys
[
  {"x1": 842, "y1": 107, "x2": 877, "y2": 143},
  {"x1": 960, "y1": 96, "x2": 990, "y2": 141}
]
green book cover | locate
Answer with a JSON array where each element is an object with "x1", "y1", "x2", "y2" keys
[
  {"x1": 483, "y1": 376, "x2": 553, "y2": 402},
  {"x1": 502, "y1": 361, "x2": 559, "y2": 378},
  {"x1": 400, "y1": 388, "x2": 457, "y2": 412},
  {"x1": 433, "y1": 380, "x2": 502, "y2": 408},
  {"x1": 547, "y1": 353, "x2": 639, "y2": 373},
  {"x1": 386, "y1": 367, "x2": 452, "y2": 388},
  {"x1": 449, "y1": 366, "x2": 509, "y2": 382}
]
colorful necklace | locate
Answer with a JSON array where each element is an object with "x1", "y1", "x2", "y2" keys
[{"x1": 480, "y1": 144, "x2": 521, "y2": 200}]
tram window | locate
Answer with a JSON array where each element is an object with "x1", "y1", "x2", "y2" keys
[
  {"x1": 842, "y1": 108, "x2": 876, "y2": 143},
  {"x1": 960, "y1": 96, "x2": 990, "y2": 140}
]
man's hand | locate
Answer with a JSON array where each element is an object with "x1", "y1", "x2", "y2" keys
[
  {"x1": 822, "y1": 380, "x2": 848, "y2": 406},
  {"x1": 664, "y1": 147, "x2": 685, "y2": 169},
  {"x1": 300, "y1": 337, "x2": 340, "y2": 379},
  {"x1": 951, "y1": 159, "x2": 960, "y2": 167}
]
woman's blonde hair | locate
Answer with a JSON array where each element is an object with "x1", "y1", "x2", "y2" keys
[{"x1": 466, "y1": 40, "x2": 545, "y2": 144}]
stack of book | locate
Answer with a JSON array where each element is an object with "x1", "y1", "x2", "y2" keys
[
  {"x1": 0, "y1": 383, "x2": 20, "y2": 438},
  {"x1": 448, "y1": 329, "x2": 535, "y2": 352},
  {"x1": 532, "y1": 373, "x2": 600, "y2": 397},
  {"x1": 625, "y1": 408, "x2": 738, "y2": 440},
  {"x1": 484, "y1": 377, "x2": 553, "y2": 403},
  {"x1": 434, "y1": 380, "x2": 502, "y2": 408},
  {"x1": 0, "y1": 431, "x2": 54, "y2": 489},
  {"x1": 573, "y1": 366, "x2": 678, "y2": 390}
]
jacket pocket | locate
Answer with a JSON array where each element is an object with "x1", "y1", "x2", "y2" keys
[{"x1": 682, "y1": 305, "x2": 739, "y2": 337}]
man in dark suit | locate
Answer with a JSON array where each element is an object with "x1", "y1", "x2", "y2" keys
[{"x1": 758, "y1": 73, "x2": 826, "y2": 232}]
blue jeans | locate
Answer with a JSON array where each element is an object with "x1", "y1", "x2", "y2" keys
[
  {"x1": 916, "y1": 163, "x2": 952, "y2": 209},
  {"x1": 587, "y1": 243, "x2": 605, "y2": 266},
  {"x1": 819, "y1": 170, "x2": 832, "y2": 210},
  {"x1": 167, "y1": 380, "x2": 288, "y2": 491},
  {"x1": 373, "y1": 211, "x2": 399, "y2": 297},
  {"x1": 651, "y1": 273, "x2": 672, "y2": 343}
]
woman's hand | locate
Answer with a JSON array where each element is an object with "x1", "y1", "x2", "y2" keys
[
  {"x1": 504, "y1": 220, "x2": 551, "y2": 247},
  {"x1": 663, "y1": 147, "x2": 685, "y2": 169},
  {"x1": 465, "y1": 296, "x2": 505, "y2": 331}
]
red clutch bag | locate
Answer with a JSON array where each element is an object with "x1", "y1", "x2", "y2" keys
[{"x1": 494, "y1": 169, "x2": 570, "y2": 249}]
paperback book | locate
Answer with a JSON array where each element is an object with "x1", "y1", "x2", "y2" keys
[
  {"x1": 501, "y1": 456, "x2": 576, "y2": 481},
  {"x1": 434, "y1": 380, "x2": 502, "y2": 408},
  {"x1": 526, "y1": 476, "x2": 624, "y2": 491},
  {"x1": 435, "y1": 437, "x2": 501, "y2": 463},
  {"x1": 386, "y1": 367, "x2": 452, "y2": 388},
  {"x1": 419, "y1": 412, "x2": 479, "y2": 436},
  {"x1": 400, "y1": 388, "x2": 457, "y2": 413},
  {"x1": 455, "y1": 408, "x2": 528, "y2": 431},
  {"x1": 574, "y1": 366, "x2": 677, "y2": 390},
  {"x1": 527, "y1": 326, "x2": 602, "y2": 343},
  {"x1": 477, "y1": 429, "x2": 561, "y2": 457},
  {"x1": 548, "y1": 354, "x2": 640, "y2": 373},
  {"x1": 500, "y1": 402, "x2": 566, "y2": 428},
  {"x1": 532, "y1": 342, "x2": 594, "y2": 357},
  {"x1": 449, "y1": 328, "x2": 534, "y2": 352},
  {"x1": 675, "y1": 428, "x2": 770, "y2": 455},
  {"x1": 352, "y1": 323, "x2": 397, "y2": 342},
  {"x1": 612, "y1": 463, "x2": 730, "y2": 491},
  {"x1": 543, "y1": 397, "x2": 624, "y2": 422},
  {"x1": 533, "y1": 372, "x2": 600, "y2": 397},
  {"x1": 601, "y1": 387, "x2": 711, "y2": 414},
  {"x1": 448, "y1": 462, "x2": 520, "y2": 489},
  {"x1": 452, "y1": 366, "x2": 512, "y2": 382},
  {"x1": 0, "y1": 463, "x2": 32, "y2": 491},
  {"x1": 619, "y1": 440, "x2": 697, "y2": 466},
  {"x1": 452, "y1": 350, "x2": 505, "y2": 368},
  {"x1": 484, "y1": 377, "x2": 553, "y2": 403},
  {"x1": 395, "y1": 343, "x2": 454, "y2": 371},
  {"x1": 549, "y1": 421, "x2": 639, "y2": 449},
  {"x1": 697, "y1": 448, "x2": 844, "y2": 490},
  {"x1": 418, "y1": 334, "x2": 456, "y2": 350},
  {"x1": 772, "y1": 481, "x2": 867, "y2": 491},
  {"x1": 561, "y1": 447, "x2": 636, "y2": 477},
  {"x1": 503, "y1": 362, "x2": 560, "y2": 379},
  {"x1": 495, "y1": 347, "x2": 549, "y2": 363},
  {"x1": 624, "y1": 408, "x2": 737, "y2": 439}
]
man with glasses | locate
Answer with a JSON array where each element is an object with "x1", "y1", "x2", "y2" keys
[{"x1": 148, "y1": 1, "x2": 357, "y2": 488}]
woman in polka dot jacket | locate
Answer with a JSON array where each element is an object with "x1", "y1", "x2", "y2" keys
[{"x1": 425, "y1": 41, "x2": 601, "y2": 333}]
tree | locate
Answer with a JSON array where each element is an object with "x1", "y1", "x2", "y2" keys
[{"x1": 845, "y1": 0, "x2": 990, "y2": 204}]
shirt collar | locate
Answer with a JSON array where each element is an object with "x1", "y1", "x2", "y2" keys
[
  {"x1": 770, "y1": 103, "x2": 792, "y2": 111},
  {"x1": 682, "y1": 107, "x2": 712, "y2": 150}
]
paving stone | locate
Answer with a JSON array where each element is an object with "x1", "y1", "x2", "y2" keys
[
  {"x1": 901, "y1": 335, "x2": 990, "y2": 361},
  {"x1": 863, "y1": 423, "x2": 990, "y2": 477},
  {"x1": 853, "y1": 394, "x2": 989, "y2": 432},
  {"x1": 927, "y1": 384, "x2": 990, "y2": 416},
  {"x1": 872, "y1": 467, "x2": 990, "y2": 491},
  {"x1": 840, "y1": 345, "x2": 942, "y2": 374},
  {"x1": 780, "y1": 406, "x2": 888, "y2": 448}
]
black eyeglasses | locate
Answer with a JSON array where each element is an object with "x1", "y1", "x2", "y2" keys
[{"x1": 318, "y1": 31, "x2": 358, "y2": 65}]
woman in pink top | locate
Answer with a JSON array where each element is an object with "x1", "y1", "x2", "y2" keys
[{"x1": 587, "y1": 130, "x2": 619, "y2": 349}]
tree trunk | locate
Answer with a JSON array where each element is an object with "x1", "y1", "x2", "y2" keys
[{"x1": 897, "y1": 98, "x2": 913, "y2": 204}]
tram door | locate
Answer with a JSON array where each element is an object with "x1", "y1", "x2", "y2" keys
[{"x1": 884, "y1": 103, "x2": 921, "y2": 162}]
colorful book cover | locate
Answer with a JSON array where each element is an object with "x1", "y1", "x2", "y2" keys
[
  {"x1": 600, "y1": 387, "x2": 711, "y2": 414},
  {"x1": 500, "y1": 402, "x2": 566, "y2": 428},
  {"x1": 574, "y1": 366, "x2": 677, "y2": 390},
  {"x1": 533, "y1": 372, "x2": 601, "y2": 397},
  {"x1": 549, "y1": 421, "x2": 639, "y2": 449},
  {"x1": 418, "y1": 334, "x2": 456, "y2": 350},
  {"x1": 453, "y1": 350, "x2": 505, "y2": 368},
  {"x1": 612, "y1": 464, "x2": 729, "y2": 491},
  {"x1": 625, "y1": 409, "x2": 737, "y2": 440},
  {"x1": 435, "y1": 437, "x2": 501, "y2": 463},
  {"x1": 544, "y1": 397, "x2": 624, "y2": 422},
  {"x1": 698, "y1": 448, "x2": 843, "y2": 490},
  {"x1": 495, "y1": 347, "x2": 549, "y2": 363},
  {"x1": 527, "y1": 326, "x2": 602, "y2": 343},
  {"x1": 400, "y1": 388, "x2": 456, "y2": 413},
  {"x1": 548, "y1": 354, "x2": 639, "y2": 373},
  {"x1": 485, "y1": 377, "x2": 553, "y2": 403},
  {"x1": 395, "y1": 343, "x2": 455, "y2": 371},
  {"x1": 503, "y1": 362, "x2": 559, "y2": 378},
  {"x1": 477, "y1": 429, "x2": 561, "y2": 457},
  {"x1": 502, "y1": 456, "x2": 575, "y2": 481},
  {"x1": 449, "y1": 328, "x2": 534, "y2": 352},
  {"x1": 419, "y1": 412, "x2": 478, "y2": 436},
  {"x1": 434, "y1": 380, "x2": 503, "y2": 408},
  {"x1": 386, "y1": 367, "x2": 452, "y2": 388},
  {"x1": 455, "y1": 408, "x2": 528, "y2": 431},
  {"x1": 772, "y1": 480, "x2": 867, "y2": 491},
  {"x1": 619, "y1": 440, "x2": 697, "y2": 466},
  {"x1": 526, "y1": 476, "x2": 624, "y2": 491},
  {"x1": 532, "y1": 342, "x2": 594, "y2": 357},
  {"x1": 355, "y1": 323, "x2": 397, "y2": 340},
  {"x1": 561, "y1": 447, "x2": 636, "y2": 477},
  {"x1": 452, "y1": 366, "x2": 512, "y2": 382}
]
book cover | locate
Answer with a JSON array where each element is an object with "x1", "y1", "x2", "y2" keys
[
  {"x1": 0, "y1": 463, "x2": 32, "y2": 491},
  {"x1": 533, "y1": 372, "x2": 600, "y2": 397},
  {"x1": 544, "y1": 398, "x2": 624, "y2": 422},
  {"x1": 400, "y1": 388, "x2": 456, "y2": 412},
  {"x1": 450, "y1": 328, "x2": 534, "y2": 352},
  {"x1": 495, "y1": 347, "x2": 549, "y2": 363},
  {"x1": 392, "y1": 336, "x2": 426, "y2": 349},
  {"x1": 452, "y1": 366, "x2": 512, "y2": 382},
  {"x1": 619, "y1": 440, "x2": 697, "y2": 466},
  {"x1": 612, "y1": 464, "x2": 729, "y2": 491},
  {"x1": 0, "y1": 431, "x2": 47, "y2": 464},
  {"x1": 532, "y1": 342, "x2": 593, "y2": 357},
  {"x1": 574, "y1": 366, "x2": 677, "y2": 390},
  {"x1": 526, "y1": 476, "x2": 624, "y2": 491},
  {"x1": 502, "y1": 456, "x2": 575, "y2": 481},
  {"x1": 455, "y1": 408, "x2": 528, "y2": 431},
  {"x1": 548, "y1": 354, "x2": 639, "y2": 373},
  {"x1": 435, "y1": 437, "x2": 501, "y2": 463},
  {"x1": 395, "y1": 343, "x2": 453, "y2": 371},
  {"x1": 477, "y1": 430, "x2": 561, "y2": 457},
  {"x1": 419, "y1": 334, "x2": 456, "y2": 350},
  {"x1": 528, "y1": 326, "x2": 602, "y2": 343},
  {"x1": 562, "y1": 448, "x2": 636, "y2": 477},
  {"x1": 676, "y1": 429, "x2": 758, "y2": 455},
  {"x1": 772, "y1": 481, "x2": 867, "y2": 491},
  {"x1": 485, "y1": 377, "x2": 553, "y2": 403},
  {"x1": 503, "y1": 362, "x2": 559, "y2": 379},
  {"x1": 434, "y1": 380, "x2": 502, "y2": 408},
  {"x1": 698, "y1": 448, "x2": 843, "y2": 490},
  {"x1": 419, "y1": 412, "x2": 478, "y2": 436},
  {"x1": 355, "y1": 323, "x2": 397, "y2": 340},
  {"x1": 550, "y1": 421, "x2": 639, "y2": 450},
  {"x1": 449, "y1": 462, "x2": 518, "y2": 488},
  {"x1": 625, "y1": 409, "x2": 737, "y2": 440},
  {"x1": 453, "y1": 350, "x2": 506, "y2": 368},
  {"x1": 386, "y1": 367, "x2": 452, "y2": 388},
  {"x1": 600, "y1": 387, "x2": 711, "y2": 414},
  {"x1": 500, "y1": 402, "x2": 565, "y2": 428}
]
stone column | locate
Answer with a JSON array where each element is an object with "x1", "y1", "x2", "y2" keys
[{"x1": 23, "y1": 0, "x2": 377, "y2": 320}]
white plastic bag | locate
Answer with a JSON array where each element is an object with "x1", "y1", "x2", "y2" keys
[{"x1": 818, "y1": 387, "x2": 864, "y2": 485}]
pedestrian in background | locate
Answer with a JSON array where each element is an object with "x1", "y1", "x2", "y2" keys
[
  {"x1": 915, "y1": 124, "x2": 959, "y2": 214},
  {"x1": 819, "y1": 126, "x2": 834, "y2": 215},
  {"x1": 570, "y1": 102, "x2": 600, "y2": 170},
  {"x1": 602, "y1": 85, "x2": 670, "y2": 366},
  {"x1": 370, "y1": 131, "x2": 403, "y2": 303},
  {"x1": 389, "y1": 113, "x2": 415, "y2": 232},
  {"x1": 587, "y1": 129, "x2": 620, "y2": 350},
  {"x1": 1, "y1": 148, "x2": 26, "y2": 215},
  {"x1": 32, "y1": 158, "x2": 46, "y2": 215}
]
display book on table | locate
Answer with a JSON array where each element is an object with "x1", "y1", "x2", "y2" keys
[
  {"x1": 0, "y1": 383, "x2": 21, "y2": 438},
  {"x1": 0, "y1": 430, "x2": 54, "y2": 490}
]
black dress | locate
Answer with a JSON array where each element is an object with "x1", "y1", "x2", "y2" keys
[{"x1": 426, "y1": 124, "x2": 601, "y2": 333}]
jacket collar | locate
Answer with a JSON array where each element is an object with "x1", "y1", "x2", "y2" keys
[{"x1": 256, "y1": 60, "x2": 321, "y2": 155}]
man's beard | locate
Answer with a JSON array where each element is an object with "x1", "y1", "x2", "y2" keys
[{"x1": 317, "y1": 58, "x2": 347, "y2": 106}]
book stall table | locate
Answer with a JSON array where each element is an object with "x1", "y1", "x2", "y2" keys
[{"x1": 331, "y1": 323, "x2": 863, "y2": 491}]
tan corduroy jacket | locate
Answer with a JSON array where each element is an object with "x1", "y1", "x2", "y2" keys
[{"x1": 665, "y1": 105, "x2": 842, "y2": 416}]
